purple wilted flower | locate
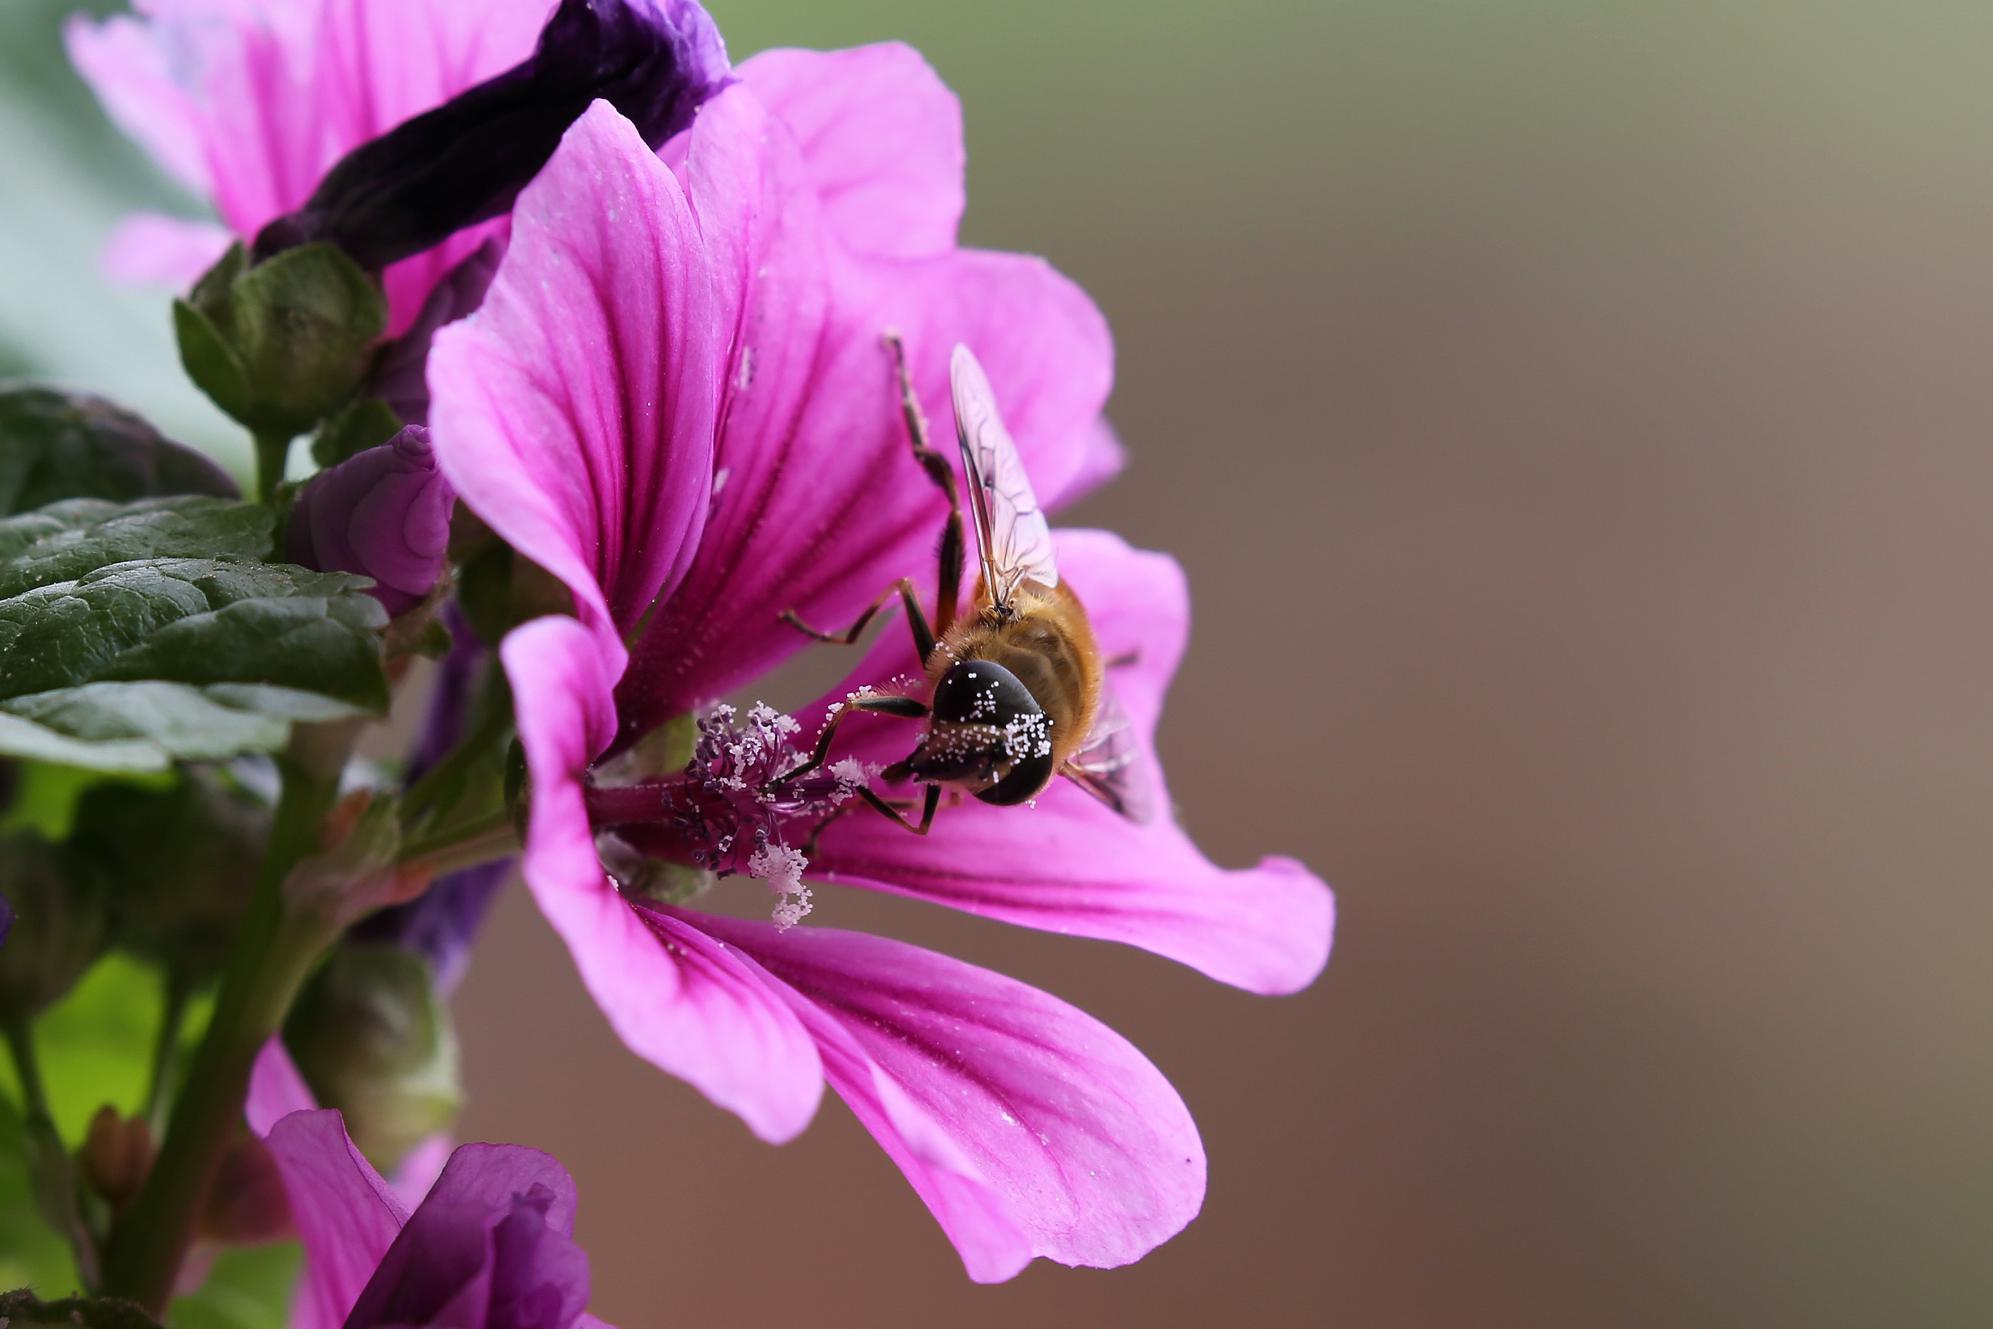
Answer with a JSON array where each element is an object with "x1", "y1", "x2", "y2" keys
[
  {"x1": 260, "y1": 1107, "x2": 607, "y2": 1329},
  {"x1": 427, "y1": 48, "x2": 1333, "y2": 1280},
  {"x1": 66, "y1": 0, "x2": 725, "y2": 336},
  {"x1": 286, "y1": 425, "x2": 452, "y2": 615}
]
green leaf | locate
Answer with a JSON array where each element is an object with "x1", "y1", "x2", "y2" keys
[
  {"x1": 0, "y1": 498, "x2": 271, "y2": 599},
  {"x1": 0, "y1": 387, "x2": 237, "y2": 514},
  {"x1": 171, "y1": 299, "x2": 254, "y2": 432},
  {"x1": 0, "y1": 558, "x2": 387, "y2": 771}
]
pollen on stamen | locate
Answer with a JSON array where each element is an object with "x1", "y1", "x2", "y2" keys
[{"x1": 654, "y1": 700, "x2": 879, "y2": 930}]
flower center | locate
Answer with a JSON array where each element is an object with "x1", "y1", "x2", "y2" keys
[{"x1": 587, "y1": 703, "x2": 874, "y2": 929}]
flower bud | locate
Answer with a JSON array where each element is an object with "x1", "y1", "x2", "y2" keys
[
  {"x1": 253, "y1": 0, "x2": 729, "y2": 275},
  {"x1": 284, "y1": 944, "x2": 464, "y2": 1174},
  {"x1": 81, "y1": 1106, "x2": 154, "y2": 1214},
  {"x1": 174, "y1": 242, "x2": 387, "y2": 439},
  {"x1": 0, "y1": 833, "x2": 113, "y2": 1018},
  {"x1": 83, "y1": 774, "x2": 267, "y2": 983},
  {"x1": 287, "y1": 427, "x2": 453, "y2": 616}
]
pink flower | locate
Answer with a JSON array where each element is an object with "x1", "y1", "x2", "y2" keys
[{"x1": 426, "y1": 48, "x2": 1332, "y2": 1279}]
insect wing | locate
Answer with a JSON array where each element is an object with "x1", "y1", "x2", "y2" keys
[
  {"x1": 951, "y1": 343, "x2": 1059, "y2": 608},
  {"x1": 1061, "y1": 683, "x2": 1154, "y2": 823}
]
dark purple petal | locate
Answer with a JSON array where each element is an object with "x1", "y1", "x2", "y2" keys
[
  {"x1": 253, "y1": 0, "x2": 730, "y2": 274},
  {"x1": 287, "y1": 425, "x2": 453, "y2": 615},
  {"x1": 486, "y1": 1186, "x2": 591, "y2": 1329},
  {"x1": 268, "y1": 1111, "x2": 597, "y2": 1329},
  {"x1": 369, "y1": 240, "x2": 504, "y2": 427}
]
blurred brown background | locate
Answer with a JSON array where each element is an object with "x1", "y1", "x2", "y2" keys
[{"x1": 10, "y1": 1, "x2": 1993, "y2": 1325}]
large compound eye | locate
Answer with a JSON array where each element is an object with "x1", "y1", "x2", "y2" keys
[
  {"x1": 928, "y1": 661, "x2": 1056, "y2": 806},
  {"x1": 931, "y1": 659, "x2": 1039, "y2": 726}
]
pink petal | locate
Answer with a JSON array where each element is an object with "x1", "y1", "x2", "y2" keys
[
  {"x1": 1064, "y1": 415, "x2": 1129, "y2": 506},
  {"x1": 423, "y1": 1141, "x2": 577, "y2": 1232},
  {"x1": 806, "y1": 529, "x2": 1336, "y2": 995},
  {"x1": 683, "y1": 908, "x2": 1204, "y2": 1277},
  {"x1": 64, "y1": 14, "x2": 212, "y2": 196},
  {"x1": 263, "y1": 1110, "x2": 407, "y2": 1329},
  {"x1": 431, "y1": 101, "x2": 724, "y2": 669},
  {"x1": 100, "y1": 213, "x2": 234, "y2": 288},
  {"x1": 246, "y1": 1041, "x2": 450, "y2": 1211},
  {"x1": 311, "y1": 0, "x2": 549, "y2": 155},
  {"x1": 620, "y1": 85, "x2": 1113, "y2": 727},
  {"x1": 500, "y1": 616, "x2": 824, "y2": 1143},
  {"x1": 245, "y1": 1039, "x2": 316, "y2": 1136},
  {"x1": 738, "y1": 44, "x2": 964, "y2": 259}
]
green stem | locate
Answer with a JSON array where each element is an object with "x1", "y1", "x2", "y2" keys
[
  {"x1": 252, "y1": 430, "x2": 292, "y2": 504},
  {"x1": 5, "y1": 1014, "x2": 98, "y2": 1288},
  {"x1": 4, "y1": 1014, "x2": 51, "y2": 1121},
  {"x1": 141, "y1": 972, "x2": 192, "y2": 1133},
  {"x1": 99, "y1": 753, "x2": 342, "y2": 1314},
  {"x1": 396, "y1": 810, "x2": 519, "y2": 881}
]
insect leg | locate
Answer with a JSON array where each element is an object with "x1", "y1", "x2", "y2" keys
[
  {"x1": 855, "y1": 782, "x2": 941, "y2": 836},
  {"x1": 770, "y1": 692, "x2": 928, "y2": 788},
  {"x1": 781, "y1": 576, "x2": 937, "y2": 661},
  {"x1": 883, "y1": 330, "x2": 966, "y2": 640}
]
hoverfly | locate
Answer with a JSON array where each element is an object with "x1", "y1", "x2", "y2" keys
[{"x1": 773, "y1": 336, "x2": 1151, "y2": 830}]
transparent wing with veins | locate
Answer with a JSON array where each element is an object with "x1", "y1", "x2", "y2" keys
[
  {"x1": 950, "y1": 343, "x2": 1059, "y2": 610},
  {"x1": 1061, "y1": 683, "x2": 1155, "y2": 823}
]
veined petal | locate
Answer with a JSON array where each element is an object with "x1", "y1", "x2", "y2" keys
[
  {"x1": 620, "y1": 82, "x2": 1112, "y2": 727},
  {"x1": 808, "y1": 530, "x2": 1336, "y2": 995},
  {"x1": 263, "y1": 1110, "x2": 407, "y2": 1329},
  {"x1": 431, "y1": 100, "x2": 724, "y2": 663},
  {"x1": 501, "y1": 616, "x2": 823, "y2": 1143},
  {"x1": 683, "y1": 909, "x2": 1204, "y2": 1277},
  {"x1": 63, "y1": 14, "x2": 211, "y2": 196},
  {"x1": 737, "y1": 44, "x2": 964, "y2": 259}
]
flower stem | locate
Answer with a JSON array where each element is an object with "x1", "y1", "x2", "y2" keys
[
  {"x1": 396, "y1": 810, "x2": 519, "y2": 880},
  {"x1": 253, "y1": 430, "x2": 293, "y2": 504},
  {"x1": 99, "y1": 751, "x2": 343, "y2": 1313},
  {"x1": 5, "y1": 1014, "x2": 99, "y2": 1287},
  {"x1": 141, "y1": 971, "x2": 193, "y2": 1133}
]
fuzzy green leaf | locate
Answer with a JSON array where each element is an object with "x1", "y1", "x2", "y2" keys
[
  {"x1": 0, "y1": 497, "x2": 271, "y2": 599},
  {"x1": 0, "y1": 558, "x2": 387, "y2": 770}
]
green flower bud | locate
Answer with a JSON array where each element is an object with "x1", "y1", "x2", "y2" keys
[
  {"x1": 82, "y1": 773, "x2": 269, "y2": 983},
  {"x1": 173, "y1": 243, "x2": 387, "y2": 440},
  {"x1": 0, "y1": 832, "x2": 114, "y2": 1017},
  {"x1": 284, "y1": 944, "x2": 463, "y2": 1174}
]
